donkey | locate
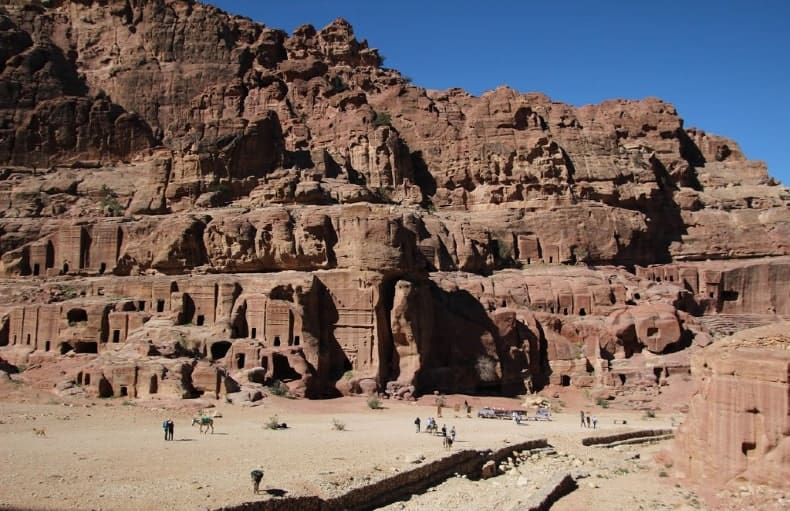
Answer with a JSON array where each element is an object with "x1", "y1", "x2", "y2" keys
[{"x1": 191, "y1": 416, "x2": 214, "y2": 434}]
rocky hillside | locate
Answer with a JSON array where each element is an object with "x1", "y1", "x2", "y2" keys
[{"x1": 0, "y1": 0, "x2": 788, "y2": 403}]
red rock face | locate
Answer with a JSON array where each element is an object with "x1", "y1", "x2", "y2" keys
[
  {"x1": 0, "y1": 1, "x2": 788, "y2": 403},
  {"x1": 673, "y1": 323, "x2": 790, "y2": 488}
]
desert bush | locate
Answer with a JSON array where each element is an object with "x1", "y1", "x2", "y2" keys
[
  {"x1": 596, "y1": 398, "x2": 610, "y2": 408},
  {"x1": 264, "y1": 415, "x2": 281, "y2": 430},
  {"x1": 644, "y1": 409, "x2": 656, "y2": 418},
  {"x1": 372, "y1": 111, "x2": 392, "y2": 127},
  {"x1": 367, "y1": 396, "x2": 383, "y2": 410},
  {"x1": 331, "y1": 418, "x2": 346, "y2": 431},
  {"x1": 268, "y1": 380, "x2": 289, "y2": 397},
  {"x1": 99, "y1": 185, "x2": 124, "y2": 217}
]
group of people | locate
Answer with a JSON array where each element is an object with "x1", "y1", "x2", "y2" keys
[
  {"x1": 414, "y1": 417, "x2": 456, "y2": 441},
  {"x1": 162, "y1": 418, "x2": 175, "y2": 440},
  {"x1": 580, "y1": 410, "x2": 598, "y2": 429}
]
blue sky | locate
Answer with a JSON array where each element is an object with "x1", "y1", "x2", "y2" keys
[{"x1": 209, "y1": 1, "x2": 790, "y2": 185}]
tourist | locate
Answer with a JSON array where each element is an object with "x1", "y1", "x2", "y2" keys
[
  {"x1": 414, "y1": 416, "x2": 421, "y2": 433},
  {"x1": 441, "y1": 424, "x2": 447, "y2": 437},
  {"x1": 167, "y1": 419, "x2": 174, "y2": 440},
  {"x1": 250, "y1": 469, "x2": 264, "y2": 494},
  {"x1": 586, "y1": 415, "x2": 591, "y2": 428},
  {"x1": 450, "y1": 425, "x2": 456, "y2": 442},
  {"x1": 580, "y1": 410, "x2": 585, "y2": 428},
  {"x1": 592, "y1": 416, "x2": 598, "y2": 429},
  {"x1": 163, "y1": 418, "x2": 170, "y2": 440},
  {"x1": 464, "y1": 400, "x2": 471, "y2": 418}
]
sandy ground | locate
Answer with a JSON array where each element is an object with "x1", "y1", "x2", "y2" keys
[{"x1": 0, "y1": 383, "x2": 771, "y2": 511}]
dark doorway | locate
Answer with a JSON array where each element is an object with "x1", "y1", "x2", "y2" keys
[
  {"x1": 273, "y1": 335, "x2": 281, "y2": 347},
  {"x1": 157, "y1": 300, "x2": 165, "y2": 313},
  {"x1": 119, "y1": 386, "x2": 128, "y2": 397},
  {"x1": 44, "y1": 341, "x2": 51, "y2": 351},
  {"x1": 560, "y1": 375, "x2": 571, "y2": 386},
  {"x1": 236, "y1": 353, "x2": 246, "y2": 369},
  {"x1": 67, "y1": 308, "x2": 88, "y2": 325},
  {"x1": 210, "y1": 341, "x2": 231, "y2": 360},
  {"x1": 60, "y1": 342, "x2": 74, "y2": 354},
  {"x1": 112, "y1": 330, "x2": 121, "y2": 343},
  {"x1": 251, "y1": 327, "x2": 257, "y2": 339},
  {"x1": 196, "y1": 315, "x2": 205, "y2": 326},
  {"x1": 74, "y1": 341, "x2": 98, "y2": 354},
  {"x1": 579, "y1": 308, "x2": 586, "y2": 316},
  {"x1": 293, "y1": 335, "x2": 300, "y2": 346},
  {"x1": 149, "y1": 375, "x2": 158, "y2": 394},
  {"x1": 33, "y1": 263, "x2": 40, "y2": 276},
  {"x1": 99, "y1": 263, "x2": 106, "y2": 274},
  {"x1": 272, "y1": 353, "x2": 301, "y2": 382}
]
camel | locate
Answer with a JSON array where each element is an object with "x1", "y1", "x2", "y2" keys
[{"x1": 192, "y1": 416, "x2": 214, "y2": 434}]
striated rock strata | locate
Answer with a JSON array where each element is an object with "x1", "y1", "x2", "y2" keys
[{"x1": 0, "y1": 0, "x2": 788, "y2": 402}]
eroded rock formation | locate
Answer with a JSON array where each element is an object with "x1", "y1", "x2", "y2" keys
[
  {"x1": 673, "y1": 323, "x2": 789, "y2": 488},
  {"x1": 0, "y1": 0, "x2": 788, "y2": 403}
]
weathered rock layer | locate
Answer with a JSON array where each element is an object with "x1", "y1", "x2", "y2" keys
[{"x1": 0, "y1": 0, "x2": 788, "y2": 404}]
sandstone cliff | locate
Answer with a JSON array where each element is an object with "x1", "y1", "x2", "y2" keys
[{"x1": 0, "y1": 0, "x2": 788, "y2": 402}]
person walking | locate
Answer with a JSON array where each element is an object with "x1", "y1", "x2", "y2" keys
[
  {"x1": 580, "y1": 410, "x2": 585, "y2": 428},
  {"x1": 250, "y1": 469, "x2": 264, "y2": 494},
  {"x1": 163, "y1": 418, "x2": 170, "y2": 440},
  {"x1": 414, "y1": 417, "x2": 421, "y2": 433},
  {"x1": 585, "y1": 415, "x2": 591, "y2": 429},
  {"x1": 592, "y1": 416, "x2": 598, "y2": 430},
  {"x1": 441, "y1": 424, "x2": 447, "y2": 437},
  {"x1": 450, "y1": 426, "x2": 456, "y2": 442},
  {"x1": 167, "y1": 419, "x2": 174, "y2": 440}
]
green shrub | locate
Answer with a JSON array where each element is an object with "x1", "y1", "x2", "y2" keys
[
  {"x1": 372, "y1": 111, "x2": 392, "y2": 127},
  {"x1": 659, "y1": 470, "x2": 668, "y2": 477},
  {"x1": 268, "y1": 380, "x2": 289, "y2": 397},
  {"x1": 596, "y1": 398, "x2": 610, "y2": 408},
  {"x1": 367, "y1": 396, "x2": 383, "y2": 410},
  {"x1": 330, "y1": 76, "x2": 348, "y2": 93},
  {"x1": 98, "y1": 185, "x2": 124, "y2": 217}
]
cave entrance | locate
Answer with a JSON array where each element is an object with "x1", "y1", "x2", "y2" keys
[
  {"x1": 157, "y1": 300, "x2": 165, "y2": 313},
  {"x1": 33, "y1": 263, "x2": 40, "y2": 276},
  {"x1": 236, "y1": 353, "x2": 246, "y2": 369},
  {"x1": 210, "y1": 341, "x2": 231, "y2": 361},
  {"x1": 67, "y1": 308, "x2": 88, "y2": 325},
  {"x1": 196, "y1": 314, "x2": 205, "y2": 326},
  {"x1": 560, "y1": 375, "x2": 571, "y2": 386},
  {"x1": 60, "y1": 342, "x2": 74, "y2": 354},
  {"x1": 119, "y1": 386, "x2": 128, "y2": 397},
  {"x1": 149, "y1": 375, "x2": 158, "y2": 394},
  {"x1": 272, "y1": 353, "x2": 301, "y2": 382},
  {"x1": 74, "y1": 341, "x2": 98, "y2": 354}
]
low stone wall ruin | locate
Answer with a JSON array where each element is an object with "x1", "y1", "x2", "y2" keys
[
  {"x1": 212, "y1": 439, "x2": 549, "y2": 511},
  {"x1": 581, "y1": 428, "x2": 674, "y2": 447}
]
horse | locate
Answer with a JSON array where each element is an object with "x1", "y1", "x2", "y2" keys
[{"x1": 192, "y1": 416, "x2": 214, "y2": 434}]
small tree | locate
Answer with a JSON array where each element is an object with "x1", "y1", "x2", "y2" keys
[
  {"x1": 367, "y1": 395, "x2": 383, "y2": 410},
  {"x1": 98, "y1": 185, "x2": 124, "y2": 217}
]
